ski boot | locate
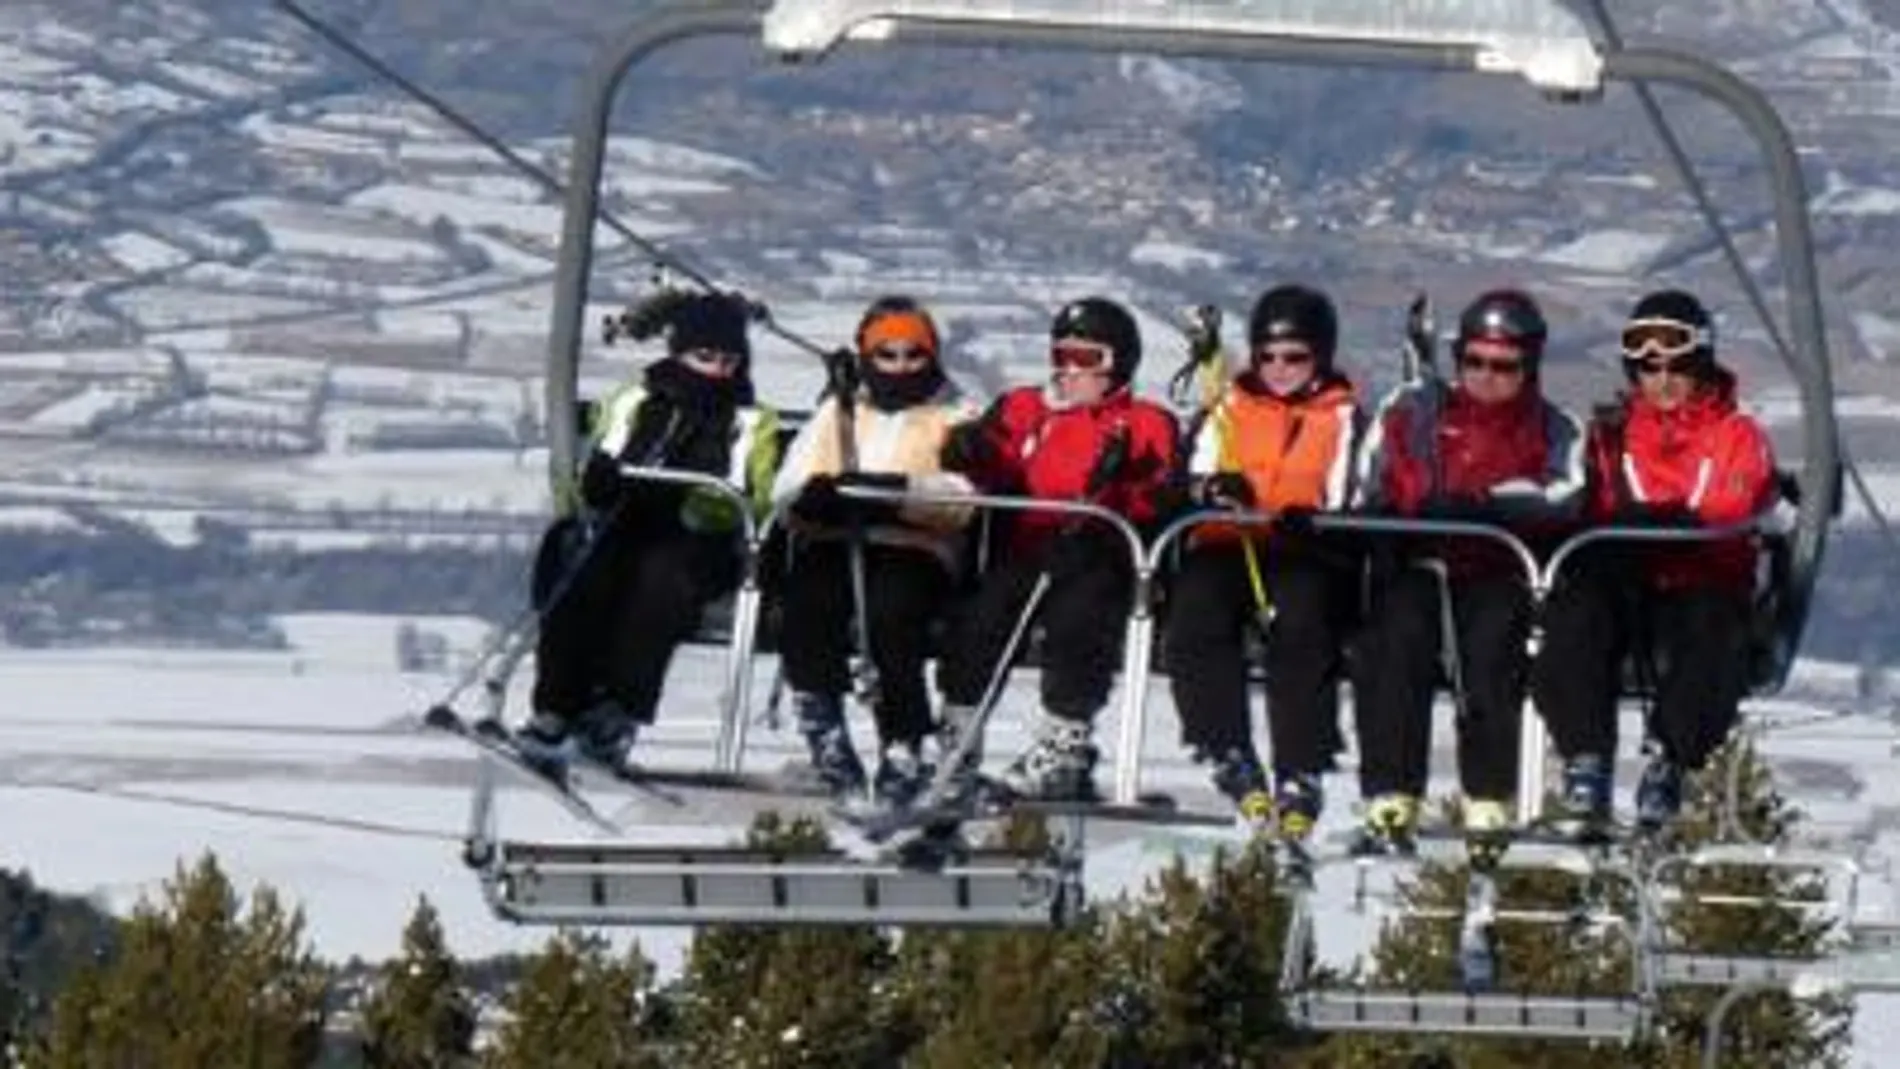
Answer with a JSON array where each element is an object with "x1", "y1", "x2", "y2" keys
[
  {"x1": 1461, "y1": 797, "x2": 1513, "y2": 870},
  {"x1": 997, "y1": 711, "x2": 1100, "y2": 803},
  {"x1": 1635, "y1": 755, "x2": 1685, "y2": 837},
  {"x1": 1348, "y1": 792, "x2": 1419, "y2": 857},
  {"x1": 1553, "y1": 753, "x2": 1615, "y2": 843},
  {"x1": 573, "y1": 700, "x2": 639, "y2": 771},
  {"x1": 512, "y1": 710, "x2": 573, "y2": 784},
  {"x1": 793, "y1": 691, "x2": 867, "y2": 799},
  {"x1": 1272, "y1": 772, "x2": 1324, "y2": 885},
  {"x1": 872, "y1": 741, "x2": 930, "y2": 810},
  {"x1": 1199, "y1": 743, "x2": 1272, "y2": 835}
]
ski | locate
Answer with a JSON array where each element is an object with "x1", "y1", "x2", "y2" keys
[
  {"x1": 832, "y1": 782, "x2": 1228, "y2": 844},
  {"x1": 570, "y1": 754, "x2": 835, "y2": 807},
  {"x1": 421, "y1": 705, "x2": 620, "y2": 834}
]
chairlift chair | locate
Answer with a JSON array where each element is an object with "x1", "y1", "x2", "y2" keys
[{"x1": 479, "y1": 0, "x2": 1839, "y2": 950}]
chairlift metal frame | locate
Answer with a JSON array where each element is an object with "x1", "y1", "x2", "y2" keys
[
  {"x1": 1277, "y1": 854, "x2": 1651, "y2": 1040},
  {"x1": 458, "y1": 0, "x2": 1852, "y2": 1037}
]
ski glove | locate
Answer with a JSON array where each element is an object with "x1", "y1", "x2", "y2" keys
[
  {"x1": 940, "y1": 420, "x2": 1003, "y2": 475},
  {"x1": 1275, "y1": 506, "x2": 1317, "y2": 537},
  {"x1": 834, "y1": 471, "x2": 907, "y2": 524},
  {"x1": 1609, "y1": 502, "x2": 1698, "y2": 528},
  {"x1": 793, "y1": 473, "x2": 908, "y2": 527},
  {"x1": 580, "y1": 452, "x2": 623, "y2": 511},
  {"x1": 1195, "y1": 472, "x2": 1254, "y2": 510}
]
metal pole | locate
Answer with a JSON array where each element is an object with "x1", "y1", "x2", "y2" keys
[{"x1": 545, "y1": 0, "x2": 769, "y2": 505}]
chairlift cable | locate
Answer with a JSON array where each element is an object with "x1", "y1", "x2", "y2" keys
[
  {"x1": 270, "y1": 0, "x2": 832, "y2": 360},
  {"x1": 1585, "y1": 0, "x2": 1900, "y2": 568}
]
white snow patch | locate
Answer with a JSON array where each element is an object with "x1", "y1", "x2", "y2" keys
[
  {"x1": 1537, "y1": 229, "x2": 1673, "y2": 273},
  {"x1": 1129, "y1": 239, "x2": 1229, "y2": 272},
  {"x1": 101, "y1": 231, "x2": 196, "y2": 273},
  {"x1": 1853, "y1": 313, "x2": 1900, "y2": 362},
  {"x1": 1117, "y1": 55, "x2": 1243, "y2": 114}
]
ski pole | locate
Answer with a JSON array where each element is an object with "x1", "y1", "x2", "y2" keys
[{"x1": 1186, "y1": 305, "x2": 1273, "y2": 630}]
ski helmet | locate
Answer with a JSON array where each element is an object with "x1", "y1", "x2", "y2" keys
[
  {"x1": 855, "y1": 294, "x2": 941, "y2": 358},
  {"x1": 1051, "y1": 296, "x2": 1141, "y2": 384},
  {"x1": 1623, "y1": 289, "x2": 1715, "y2": 378},
  {"x1": 1455, "y1": 288, "x2": 1546, "y2": 373},
  {"x1": 1247, "y1": 283, "x2": 1338, "y2": 368}
]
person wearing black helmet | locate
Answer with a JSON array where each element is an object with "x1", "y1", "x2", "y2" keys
[
  {"x1": 1533, "y1": 289, "x2": 1777, "y2": 835},
  {"x1": 517, "y1": 292, "x2": 782, "y2": 779},
  {"x1": 934, "y1": 296, "x2": 1180, "y2": 801},
  {"x1": 1348, "y1": 287, "x2": 1585, "y2": 854},
  {"x1": 1165, "y1": 283, "x2": 1362, "y2": 840}
]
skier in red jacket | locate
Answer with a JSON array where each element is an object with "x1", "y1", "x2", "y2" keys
[
  {"x1": 935, "y1": 296, "x2": 1179, "y2": 801},
  {"x1": 1349, "y1": 289, "x2": 1586, "y2": 854},
  {"x1": 1533, "y1": 289, "x2": 1778, "y2": 834}
]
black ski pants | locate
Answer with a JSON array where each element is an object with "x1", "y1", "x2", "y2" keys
[
  {"x1": 530, "y1": 517, "x2": 740, "y2": 724},
  {"x1": 1534, "y1": 564, "x2": 1752, "y2": 772},
  {"x1": 778, "y1": 539, "x2": 952, "y2": 747},
  {"x1": 1351, "y1": 565, "x2": 1531, "y2": 801},
  {"x1": 1165, "y1": 543, "x2": 1353, "y2": 778},
  {"x1": 935, "y1": 536, "x2": 1132, "y2": 725}
]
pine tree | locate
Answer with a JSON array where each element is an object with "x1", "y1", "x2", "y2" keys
[
  {"x1": 1090, "y1": 837, "x2": 1314, "y2": 1066},
  {"x1": 884, "y1": 815, "x2": 1116, "y2": 1069},
  {"x1": 675, "y1": 812, "x2": 906, "y2": 1067},
  {"x1": 360, "y1": 896, "x2": 475, "y2": 1068},
  {"x1": 30, "y1": 851, "x2": 329, "y2": 1069},
  {"x1": 481, "y1": 929, "x2": 658, "y2": 1069}
]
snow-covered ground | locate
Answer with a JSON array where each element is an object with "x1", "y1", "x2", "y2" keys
[{"x1": 1, "y1": 611, "x2": 1899, "y2": 1062}]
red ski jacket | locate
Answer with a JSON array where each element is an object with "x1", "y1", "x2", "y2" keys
[
  {"x1": 1355, "y1": 382, "x2": 1585, "y2": 579},
  {"x1": 1586, "y1": 370, "x2": 1776, "y2": 591},
  {"x1": 955, "y1": 385, "x2": 1179, "y2": 560}
]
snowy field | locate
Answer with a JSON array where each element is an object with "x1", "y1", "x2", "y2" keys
[{"x1": 2, "y1": 613, "x2": 1900, "y2": 1061}]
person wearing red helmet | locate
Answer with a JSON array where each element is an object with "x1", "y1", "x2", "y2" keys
[
  {"x1": 1349, "y1": 288, "x2": 1586, "y2": 854},
  {"x1": 1532, "y1": 289, "x2": 1778, "y2": 835},
  {"x1": 1165, "y1": 283, "x2": 1361, "y2": 840},
  {"x1": 934, "y1": 296, "x2": 1180, "y2": 801}
]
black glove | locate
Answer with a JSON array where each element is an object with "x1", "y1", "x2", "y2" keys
[
  {"x1": 823, "y1": 347, "x2": 860, "y2": 399},
  {"x1": 791, "y1": 474, "x2": 847, "y2": 526},
  {"x1": 579, "y1": 452, "x2": 622, "y2": 511},
  {"x1": 1195, "y1": 473, "x2": 1254, "y2": 510},
  {"x1": 835, "y1": 471, "x2": 907, "y2": 523},
  {"x1": 941, "y1": 421, "x2": 1001, "y2": 474},
  {"x1": 1275, "y1": 506, "x2": 1317, "y2": 537},
  {"x1": 1610, "y1": 502, "x2": 1697, "y2": 528},
  {"x1": 1421, "y1": 493, "x2": 1489, "y2": 522}
]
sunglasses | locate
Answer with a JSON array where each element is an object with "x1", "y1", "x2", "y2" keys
[
  {"x1": 1051, "y1": 339, "x2": 1114, "y2": 372},
  {"x1": 1459, "y1": 354, "x2": 1525, "y2": 376},
  {"x1": 1630, "y1": 355, "x2": 1697, "y2": 378},
  {"x1": 1621, "y1": 318, "x2": 1706, "y2": 360},
  {"x1": 1252, "y1": 345, "x2": 1315, "y2": 368},
  {"x1": 868, "y1": 344, "x2": 934, "y2": 369}
]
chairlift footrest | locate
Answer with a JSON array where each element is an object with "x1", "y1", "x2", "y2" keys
[{"x1": 487, "y1": 840, "x2": 1076, "y2": 928}]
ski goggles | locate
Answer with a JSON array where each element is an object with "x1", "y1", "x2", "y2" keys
[
  {"x1": 1051, "y1": 339, "x2": 1115, "y2": 372},
  {"x1": 1251, "y1": 342, "x2": 1316, "y2": 367},
  {"x1": 1621, "y1": 318, "x2": 1708, "y2": 360},
  {"x1": 859, "y1": 311, "x2": 939, "y2": 367}
]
